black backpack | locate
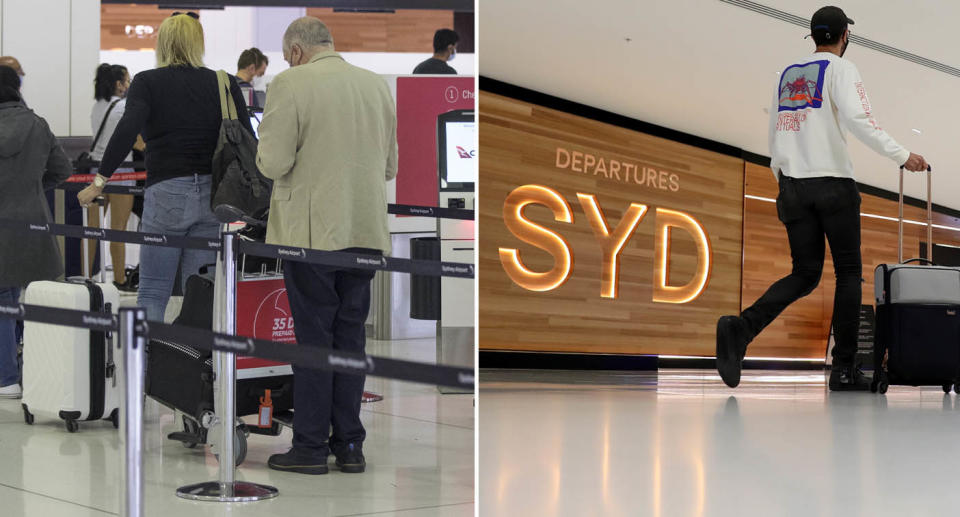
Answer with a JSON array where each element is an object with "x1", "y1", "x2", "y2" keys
[{"x1": 210, "y1": 70, "x2": 271, "y2": 225}]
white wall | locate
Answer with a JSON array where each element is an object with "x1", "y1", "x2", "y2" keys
[{"x1": 1, "y1": 0, "x2": 98, "y2": 136}]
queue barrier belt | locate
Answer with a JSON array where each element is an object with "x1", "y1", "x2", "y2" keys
[
  {"x1": 0, "y1": 218, "x2": 474, "y2": 279},
  {"x1": 0, "y1": 302, "x2": 474, "y2": 390},
  {"x1": 59, "y1": 176, "x2": 475, "y2": 221}
]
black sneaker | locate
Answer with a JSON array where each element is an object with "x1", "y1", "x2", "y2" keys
[
  {"x1": 267, "y1": 448, "x2": 329, "y2": 475},
  {"x1": 334, "y1": 443, "x2": 366, "y2": 473},
  {"x1": 829, "y1": 365, "x2": 870, "y2": 392},
  {"x1": 716, "y1": 316, "x2": 749, "y2": 388}
]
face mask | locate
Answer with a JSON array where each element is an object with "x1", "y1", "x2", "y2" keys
[{"x1": 840, "y1": 34, "x2": 849, "y2": 57}]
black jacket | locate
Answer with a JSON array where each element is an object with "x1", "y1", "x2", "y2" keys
[{"x1": 99, "y1": 66, "x2": 254, "y2": 187}]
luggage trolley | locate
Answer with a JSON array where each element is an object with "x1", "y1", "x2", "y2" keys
[{"x1": 158, "y1": 226, "x2": 296, "y2": 465}]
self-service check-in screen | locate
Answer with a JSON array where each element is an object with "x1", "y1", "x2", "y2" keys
[
  {"x1": 249, "y1": 111, "x2": 262, "y2": 139},
  {"x1": 444, "y1": 121, "x2": 476, "y2": 184}
]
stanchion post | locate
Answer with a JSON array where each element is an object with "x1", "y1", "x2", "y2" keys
[
  {"x1": 218, "y1": 231, "x2": 238, "y2": 489},
  {"x1": 119, "y1": 308, "x2": 146, "y2": 517},
  {"x1": 175, "y1": 231, "x2": 278, "y2": 502}
]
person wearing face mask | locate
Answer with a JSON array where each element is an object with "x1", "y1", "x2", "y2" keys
[
  {"x1": 87, "y1": 64, "x2": 143, "y2": 290},
  {"x1": 412, "y1": 28, "x2": 458, "y2": 74},
  {"x1": 716, "y1": 5, "x2": 930, "y2": 391},
  {"x1": 236, "y1": 48, "x2": 269, "y2": 107},
  {"x1": 257, "y1": 16, "x2": 397, "y2": 475}
]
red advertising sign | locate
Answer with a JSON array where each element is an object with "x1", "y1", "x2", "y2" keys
[
  {"x1": 396, "y1": 76, "x2": 475, "y2": 207},
  {"x1": 236, "y1": 277, "x2": 293, "y2": 369}
]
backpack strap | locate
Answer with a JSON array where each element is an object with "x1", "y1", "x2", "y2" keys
[
  {"x1": 90, "y1": 99, "x2": 121, "y2": 152},
  {"x1": 216, "y1": 70, "x2": 238, "y2": 121}
]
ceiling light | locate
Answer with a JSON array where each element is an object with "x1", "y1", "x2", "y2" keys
[{"x1": 912, "y1": 128, "x2": 922, "y2": 135}]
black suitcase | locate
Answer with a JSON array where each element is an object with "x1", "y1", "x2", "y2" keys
[
  {"x1": 145, "y1": 268, "x2": 294, "y2": 458},
  {"x1": 871, "y1": 167, "x2": 960, "y2": 393}
]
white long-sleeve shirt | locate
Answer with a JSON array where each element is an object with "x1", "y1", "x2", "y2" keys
[{"x1": 769, "y1": 52, "x2": 909, "y2": 180}]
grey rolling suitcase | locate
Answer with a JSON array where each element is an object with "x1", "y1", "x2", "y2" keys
[{"x1": 872, "y1": 167, "x2": 960, "y2": 393}]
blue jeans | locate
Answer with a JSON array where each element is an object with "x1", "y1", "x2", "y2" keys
[
  {"x1": 283, "y1": 255, "x2": 377, "y2": 456},
  {"x1": 138, "y1": 175, "x2": 219, "y2": 322},
  {"x1": 0, "y1": 287, "x2": 22, "y2": 387}
]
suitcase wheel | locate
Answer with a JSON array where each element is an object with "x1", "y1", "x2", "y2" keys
[
  {"x1": 65, "y1": 420, "x2": 79, "y2": 433},
  {"x1": 878, "y1": 380, "x2": 889, "y2": 394},
  {"x1": 182, "y1": 417, "x2": 201, "y2": 449},
  {"x1": 22, "y1": 406, "x2": 33, "y2": 425},
  {"x1": 109, "y1": 409, "x2": 119, "y2": 429},
  {"x1": 213, "y1": 425, "x2": 248, "y2": 467},
  {"x1": 944, "y1": 384, "x2": 953, "y2": 394},
  {"x1": 954, "y1": 384, "x2": 960, "y2": 395}
]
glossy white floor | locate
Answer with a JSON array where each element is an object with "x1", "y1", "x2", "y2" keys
[
  {"x1": 480, "y1": 368, "x2": 960, "y2": 517},
  {"x1": 0, "y1": 335, "x2": 474, "y2": 517}
]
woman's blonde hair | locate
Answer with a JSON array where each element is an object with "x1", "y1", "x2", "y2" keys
[{"x1": 156, "y1": 14, "x2": 205, "y2": 68}]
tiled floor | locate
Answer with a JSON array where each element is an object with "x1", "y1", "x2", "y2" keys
[
  {"x1": 0, "y1": 337, "x2": 474, "y2": 517},
  {"x1": 480, "y1": 368, "x2": 960, "y2": 517}
]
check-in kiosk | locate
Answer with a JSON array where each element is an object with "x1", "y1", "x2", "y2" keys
[{"x1": 437, "y1": 109, "x2": 475, "y2": 393}]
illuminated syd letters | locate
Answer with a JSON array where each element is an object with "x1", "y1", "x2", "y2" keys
[{"x1": 499, "y1": 185, "x2": 712, "y2": 303}]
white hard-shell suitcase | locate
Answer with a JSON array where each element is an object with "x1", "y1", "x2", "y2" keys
[{"x1": 21, "y1": 279, "x2": 121, "y2": 432}]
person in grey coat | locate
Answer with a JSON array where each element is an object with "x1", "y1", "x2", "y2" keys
[{"x1": 0, "y1": 65, "x2": 73, "y2": 398}]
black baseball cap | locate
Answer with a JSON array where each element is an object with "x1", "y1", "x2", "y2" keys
[{"x1": 809, "y1": 6, "x2": 854, "y2": 42}]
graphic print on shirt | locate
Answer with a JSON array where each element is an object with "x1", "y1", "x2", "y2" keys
[{"x1": 777, "y1": 60, "x2": 830, "y2": 112}]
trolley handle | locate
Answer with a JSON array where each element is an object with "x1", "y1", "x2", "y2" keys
[{"x1": 897, "y1": 165, "x2": 933, "y2": 265}]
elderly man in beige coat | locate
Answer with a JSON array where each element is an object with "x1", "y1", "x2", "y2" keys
[{"x1": 256, "y1": 16, "x2": 397, "y2": 476}]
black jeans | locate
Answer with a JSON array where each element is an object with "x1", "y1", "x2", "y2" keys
[
  {"x1": 740, "y1": 174, "x2": 862, "y2": 366},
  {"x1": 283, "y1": 252, "x2": 378, "y2": 456}
]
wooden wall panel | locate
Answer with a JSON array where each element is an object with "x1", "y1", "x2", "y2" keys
[
  {"x1": 479, "y1": 93, "x2": 744, "y2": 355},
  {"x1": 742, "y1": 162, "x2": 960, "y2": 358},
  {"x1": 101, "y1": 5, "x2": 176, "y2": 51},
  {"x1": 100, "y1": 6, "x2": 452, "y2": 52},
  {"x1": 305, "y1": 8, "x2": 452, "y2": 52}
]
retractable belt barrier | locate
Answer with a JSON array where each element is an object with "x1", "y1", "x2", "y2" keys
[
  {"x1": 388, "y1": 203, "x2": 474, "y2": 220},
  {"x1": 0, "y1": 218, "x2": 474, "y2": 279},
  {"x1": 0, "y1": 302, "x2": 474, "y2": 390},
  {"x1": 0, "y1": 218, "x2": 220, "y2": 252},
  {"x1": 57, "y1": 175, "x2": 475, "y2": 221},
  {"x1": 151, "y1": 322, "x2": 474, "y2": 389},
  {"x1": 3, "y1": 195, "x2": 475, "y2": 513},
  {"x1": 237, "y1": 240, "x2": 475, "y2": 279}
]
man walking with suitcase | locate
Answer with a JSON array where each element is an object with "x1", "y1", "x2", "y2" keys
[{"x1": 716, "y1": 6, "x2": 929, "y2": 391}]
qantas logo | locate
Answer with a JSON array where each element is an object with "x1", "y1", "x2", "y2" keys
[{"x1": 456, "y1": 146, "x2": 477, "y2": 159}]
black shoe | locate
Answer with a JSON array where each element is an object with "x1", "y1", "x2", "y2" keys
[
  {"x1": 716, "y1": 316, "x2": 749, "y2": 388},
  {"x1": 334, "y1": 443, "x2": 366, "y2": 473},
  {"x1": 113, "y1": 280, "x2": 137, "y2": 293},
  {"x1": 829, "y1": 365, "x2": 871, "y2": 392},
  {"x1": 267, "y1": 448, "x2": 329, "y2": 475}
]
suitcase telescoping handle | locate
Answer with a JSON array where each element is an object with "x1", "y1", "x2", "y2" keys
[{"x1": 898, "y1": 165, "x2": 933, "y2": 264}]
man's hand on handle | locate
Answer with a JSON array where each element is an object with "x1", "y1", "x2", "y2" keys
[{"x1": 902, "y1": 152, "x2": 930, "y2": 172}]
